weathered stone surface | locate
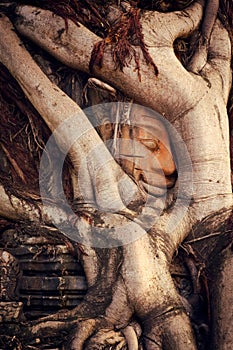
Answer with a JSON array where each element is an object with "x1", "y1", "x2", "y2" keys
[{"x1": 0, "y1": 301, "x2": 23, "y2": 322}]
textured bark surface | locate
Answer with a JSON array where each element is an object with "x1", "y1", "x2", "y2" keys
[
  {"x1": 208, "y1": 243, "x2": 233, "y2": 350},
  {"x1": 0, "y1": 1, "x2": 232, "y2": 349}
]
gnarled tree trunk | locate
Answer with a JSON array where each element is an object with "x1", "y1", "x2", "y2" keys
[{"x1": 0, "y1": 1, "x2": 232, "y2": 349}]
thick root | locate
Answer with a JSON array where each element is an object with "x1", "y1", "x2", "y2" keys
[
  {"x1": 83, "y1": 328, "x2": 126, "y2": 350},
  {"x1": 143, "y1": 309, "x2": 197, "y2": 350},
  {"x1": 70, "y1": 318, "x2": 99, "y2": 350},
  {"x1": 187, "y1": 42, "x2": 208, "y2": 73},
  {"x1": 121, "y1": 325, "x2": 140, "y2": 350},
  {"x1": 70, "y1": 317, "x2": 141, "y2": 350}
]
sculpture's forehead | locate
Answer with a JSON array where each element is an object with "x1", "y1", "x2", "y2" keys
[{"x1": 130, "y1": 105, "x2": 170, "y2": 143}]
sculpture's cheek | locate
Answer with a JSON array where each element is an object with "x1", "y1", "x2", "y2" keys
[
  {"x1": 116, "y1": 121, "x2": 177, "y2": 194},
  {"x1": 151, "y1": 144, "x2": 176, "y2": 176}
]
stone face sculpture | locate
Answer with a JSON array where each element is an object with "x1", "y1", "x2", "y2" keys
[
  {"x1": 116, "y1": 104, "x2": 177, "y2": 196},
  {"x1": 86, "y1": 79, "x2": 177, "y2": 199}
]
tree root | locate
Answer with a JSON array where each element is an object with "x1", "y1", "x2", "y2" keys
[
  {"x1": 59, "y1": 316, "x2": 140, "y2": 350},
  {"x1": 84, "y1": 328, "x2": 126, "y2": 349},
  {"x1": 188, "y1": 0, "x2": 219, "y2": 73},
  {"x1": 121, "y1": 325, "x2": 140, "y2": 350},
  {"x1": 28, "y1": 314, "x2": 141, "y2": 350},
  {"x1": 0, "y1": 2, "x2": 232, "y2": 350},
  {"x1": 142, "y1": 308, "x2": 197, "y2": 350}
]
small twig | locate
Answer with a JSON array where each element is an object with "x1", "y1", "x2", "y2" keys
[
  {"x1": 11, "y1": 123, "x2": 26, "y2": 141},
  {"x1": 185, "y1": 231, "x2": 230, "y2": 244},
  {"x1": 0, "y1": 142, "x2": 27, "y2": 183},
  {"x1": 84, "y1": 0, "x2": 109, "y2": 29},
  {"x1": 26, "y1": 112, "x2": 45, "y2": 150}
]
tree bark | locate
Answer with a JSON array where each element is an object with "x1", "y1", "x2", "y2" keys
[
  {"x1": 0, "y1": 1, "x2": 232, "y2": 349},
  {"x1": 208, "y1": 243, "x2": 233, "y2": 350}
]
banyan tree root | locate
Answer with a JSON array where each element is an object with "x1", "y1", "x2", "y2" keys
[
  {"x1": 22, "y1": 231, "x2": 198, "y2": 350},
  {"x1": 0, "y1": 14, "x2": 143, "y2": 216},
  {"x1": 188, "y1": 0, "x2": 220, "y2": 72}
]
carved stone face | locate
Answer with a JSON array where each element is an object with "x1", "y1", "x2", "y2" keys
[
  {"x1": 117, "y1": 105, "x2": 177, "y2": 197},
  {"x1": 93, "y1": 103, "x2": 177, "y2": 197}
]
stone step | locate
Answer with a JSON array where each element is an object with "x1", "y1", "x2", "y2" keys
[{"x1": 19, "y1": 275, "x2": 87, "y2": 292}]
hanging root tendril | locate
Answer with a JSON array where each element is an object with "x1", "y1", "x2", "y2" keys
[{"x1": 89, "y1": 7, "x2": 158, "y2": 80}]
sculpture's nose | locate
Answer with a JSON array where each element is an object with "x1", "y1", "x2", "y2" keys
[
  {"x1": 119, "y1": 136, "x2": 177, "y2": 191},
  {"x1": 139, "y1": 137, "x2": 176, "y2": 176}
]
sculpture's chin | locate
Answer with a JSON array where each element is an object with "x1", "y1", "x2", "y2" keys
[
  {"x1": 140, "y1": 173, "x2": 176, "y2": 196},
  {"x1": 139, "y1": 180, "x2": 167, "y2": 197}
]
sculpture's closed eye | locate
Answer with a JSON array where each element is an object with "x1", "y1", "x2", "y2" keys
[{"x1": 138, "y1": 138, "x2": 160, "y2": 152}]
